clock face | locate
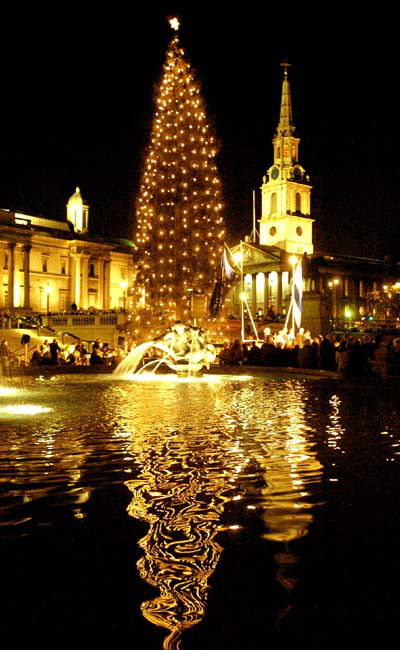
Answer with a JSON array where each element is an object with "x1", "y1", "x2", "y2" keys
[{"x1": 271, "y1": 167, "x2": 279, "y2": 180}]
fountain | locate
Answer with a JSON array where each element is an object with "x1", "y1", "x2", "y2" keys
[
  {"x1": 113, "y1": 323, "x2": 217, "y2": 379},
  {"x1": 0, "y1": 346, "x2": 53, "y2": 416}
]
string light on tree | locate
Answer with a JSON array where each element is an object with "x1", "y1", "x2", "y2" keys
[{"x1": 134, "y1": 16, "x2": 226, "y2": 328}]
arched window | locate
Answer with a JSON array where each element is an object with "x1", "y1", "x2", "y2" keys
[
  {"x1": 295, "y1": 192, "x2": 301, "y2": 213},
  {"x1": 270, "y1": 192, "x2": 277, "y2": 215}
]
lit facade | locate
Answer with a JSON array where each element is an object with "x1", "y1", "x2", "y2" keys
[
  {"x1": 0, "y1": 188, "x2": 134, "y2": 314},
  {"x1": 230, "y1": 65, "x2": 400, "y2": 335}
]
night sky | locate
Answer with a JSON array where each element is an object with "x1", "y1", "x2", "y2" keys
[{"x1": 1, "y1": 3, "x2": 398, "y2": 259}]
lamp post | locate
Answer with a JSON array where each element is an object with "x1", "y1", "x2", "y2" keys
[
  {"x1": 289, "y1": 255, "x2": 298, "y2": 336},
  {"x1": 328, "y1": 278, "x2": 339, "y2": 322},
  {"x1": 45, "y1": 285, "x2": 52, "y2": 316},
  {"x1": 121, "y1": 280, "x2": 128, "y2": 311}
]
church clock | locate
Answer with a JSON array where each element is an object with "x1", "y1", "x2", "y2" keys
[{"x1": 271, "y1": 167, "x2": 279, "y2": 180}]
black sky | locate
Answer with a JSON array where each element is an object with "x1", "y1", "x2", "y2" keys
[{"x1": 1, "y1": 3, "x2": 398, "y2": 258}]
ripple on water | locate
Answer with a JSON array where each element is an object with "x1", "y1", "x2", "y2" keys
[{"x1": 1, "y1": 373, "x2": 400, "y2": 644}]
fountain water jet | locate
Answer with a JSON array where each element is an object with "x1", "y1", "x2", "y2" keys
[{"x1": 113, "y1": 323, "x2": 217, "y2": 379}]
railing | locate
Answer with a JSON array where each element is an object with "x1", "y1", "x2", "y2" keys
[
  {"x1": 330, "y1": 318, "x2": 400, "y2": 333},
  {"x1": 0, "y1": 310, "x2": 127, "y2": 330}
]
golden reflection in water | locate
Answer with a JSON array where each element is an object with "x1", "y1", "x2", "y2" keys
[
  {"x1": 125, "y1": 379, "x2": 325, "y2": 645},
  {"x1": 213, "y1": 379, "x2": 324, "y2": 611},
  {"x1": 1, "y1": 422, "x2": 94, "y2": 525},
  {"x1": 125, "y1": 426, "x2": 243, "y2": 650},
  {"x1": 326, "y1": 394, "x2": 345, "y2": 453},
  {"x1": 259, "y1": 386, "x2": 323, "y2": 544},
  {"x1": 214, "y1": 380, "x2": 323, "y2": 543}
]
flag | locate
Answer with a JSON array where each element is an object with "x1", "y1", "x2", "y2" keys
[
  {"x1": 209, "y1": 243, "x2": 241, "y2": 317},
  {"x1": 293, "y1": 262, "x2": 303, "y2": 328},
  {"x1": 221, "y1": 242, "x2": 241, "y2": 281}
]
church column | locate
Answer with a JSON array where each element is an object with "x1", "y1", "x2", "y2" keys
[
  {"x1": 23, "y1": 244, "x2": 32, "y2": 310},
  {"x1": 263, "y1": 272, "x2": 270, "y2": 316},
  {"x1": 7, "y1": 242, "x2": 15, "y2": 310},
  {"x1": 277, "y1": 272, "x2": 283, "y2": 314},
  {"x1": 81, "y1": 256, "x2": 89, "y2": 309},
  {"x1": 251, "y1": 274, "x2": 257, "y2": 317}
]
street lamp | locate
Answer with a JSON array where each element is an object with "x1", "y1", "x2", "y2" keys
[
  {"x1": 121, "y1": 280, "x2": 128, "y2": 311},
  {"x1": 45, "y1": 285, "x2": 52, "y2": 315}
]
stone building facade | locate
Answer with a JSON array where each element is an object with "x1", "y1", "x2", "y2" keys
[{"x1": 0, "y1": 188, "x2": 134, "y2": 314}]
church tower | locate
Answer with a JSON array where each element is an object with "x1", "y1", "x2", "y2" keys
[{"x1": 259, "y1": 63, "x2": 314, "y2": 254}]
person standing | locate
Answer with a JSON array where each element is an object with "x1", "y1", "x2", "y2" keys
[{"x1": 49, "y1": 339, "x2": 61, "y2": 364}]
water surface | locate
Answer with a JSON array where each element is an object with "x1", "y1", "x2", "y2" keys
[{"x1": 1, "y1": 373, "x2": 399, "y2": 646}]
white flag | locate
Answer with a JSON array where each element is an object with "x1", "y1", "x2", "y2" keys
[{"x1": 293, "y1": 263, "x2": 302, "y2": 328}]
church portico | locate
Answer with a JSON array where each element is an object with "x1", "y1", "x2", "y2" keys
[{"x1": 229, "y1": 63, "x2": 400, "y2": 336}]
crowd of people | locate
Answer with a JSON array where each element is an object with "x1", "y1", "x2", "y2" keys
[
  {"x1": 218, "y1": 328, "x2": 400, "y2": 377},
  {"x1": 2, "y1": 326, "x2": 400, "y2": 379},
  {"x1": 0, "y1": 337, "x2": 128, "y2": 375},
  {"x1": 28, "y1": 338, "x2": 127, "y2": 367}
]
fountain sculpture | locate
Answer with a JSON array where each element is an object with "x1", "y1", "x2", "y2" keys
[{"x1": 113, "y1": 323, "x2": 217, "y2": 378}]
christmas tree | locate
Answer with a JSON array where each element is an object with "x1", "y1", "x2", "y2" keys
[{"x1": 134, "y1": 18, "x2": 226, "y2": 332}]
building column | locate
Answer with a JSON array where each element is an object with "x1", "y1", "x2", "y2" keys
[
  {"x1": 72, "y1": 255, "x2": 81, "y2": 307},
  {"x1": 251, "y1": 273, "x2": 257, "y2": 317},
  {"x1": 277, "y1": 271, "x2": 283, "y2": 314},
  {"x1": 352, "y1": 279, "x2": 358, "y2": 320},
  {"x1": 23, "y1": 244, "x2": 32, "y2": 310},
  {"x1": 81, "y1": 256, "x2": 89, "y2": 309},
  {"x1": 263, "y1": 272, "x2": 270, "y2": 316},
  {"x1": 0, "y1": 250, "x2": 4, "y2": 309},
  {"x1": 98, "y1": 258, "x2": 104, "y2": 309},
  {"x1": 7, "y1": 242, "x2": 15, "y2": 310},
  {"x1": 104, "y1": 260, "x2": 111, "y2": 309}
]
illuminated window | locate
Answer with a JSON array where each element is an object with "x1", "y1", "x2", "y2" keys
[{"x1": 270, "y1": 193, "x2": 277, "y2": 215}]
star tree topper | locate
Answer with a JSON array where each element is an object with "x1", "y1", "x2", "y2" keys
[{"x1": 169, "y1": 17, "x2": 180, "y2": 31}]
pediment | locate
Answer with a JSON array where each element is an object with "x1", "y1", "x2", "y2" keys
[{"x1": 230, "y1": 241, "x2": 281, "y2": 267}]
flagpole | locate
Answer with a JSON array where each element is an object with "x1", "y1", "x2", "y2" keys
[
  {"x1": 240, "y1": 240, "x2": 245, "y2": 342},
  {"x1": 284, "y1": 296, "x2": 293, "y2": 332},
  {"x1": 252, "y1": 190, "x2": 256, "y2": 243}
]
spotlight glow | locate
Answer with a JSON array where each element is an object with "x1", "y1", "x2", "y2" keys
[
  {"x1": 0, "y1": 405, "x2": 52, "y2": 416},
  {"x1": 0, "y1": 387, "x2": 18, "y2": 397}
]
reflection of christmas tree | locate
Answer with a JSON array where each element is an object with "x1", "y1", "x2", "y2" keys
[{"x1": 134, "y1": 18, "x2": 226, "y2": 328}]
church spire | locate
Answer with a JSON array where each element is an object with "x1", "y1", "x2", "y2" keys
[
  {"x1": 259, "y1": 63, "x2": 314, "y2": 255},
  {"x1": 277, "y1": 62, "x2": 295, "y2": 137}
]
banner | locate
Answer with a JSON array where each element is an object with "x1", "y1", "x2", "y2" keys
[{"x1": 293, "y1": 262, "x2": 302, "y2": 328}]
